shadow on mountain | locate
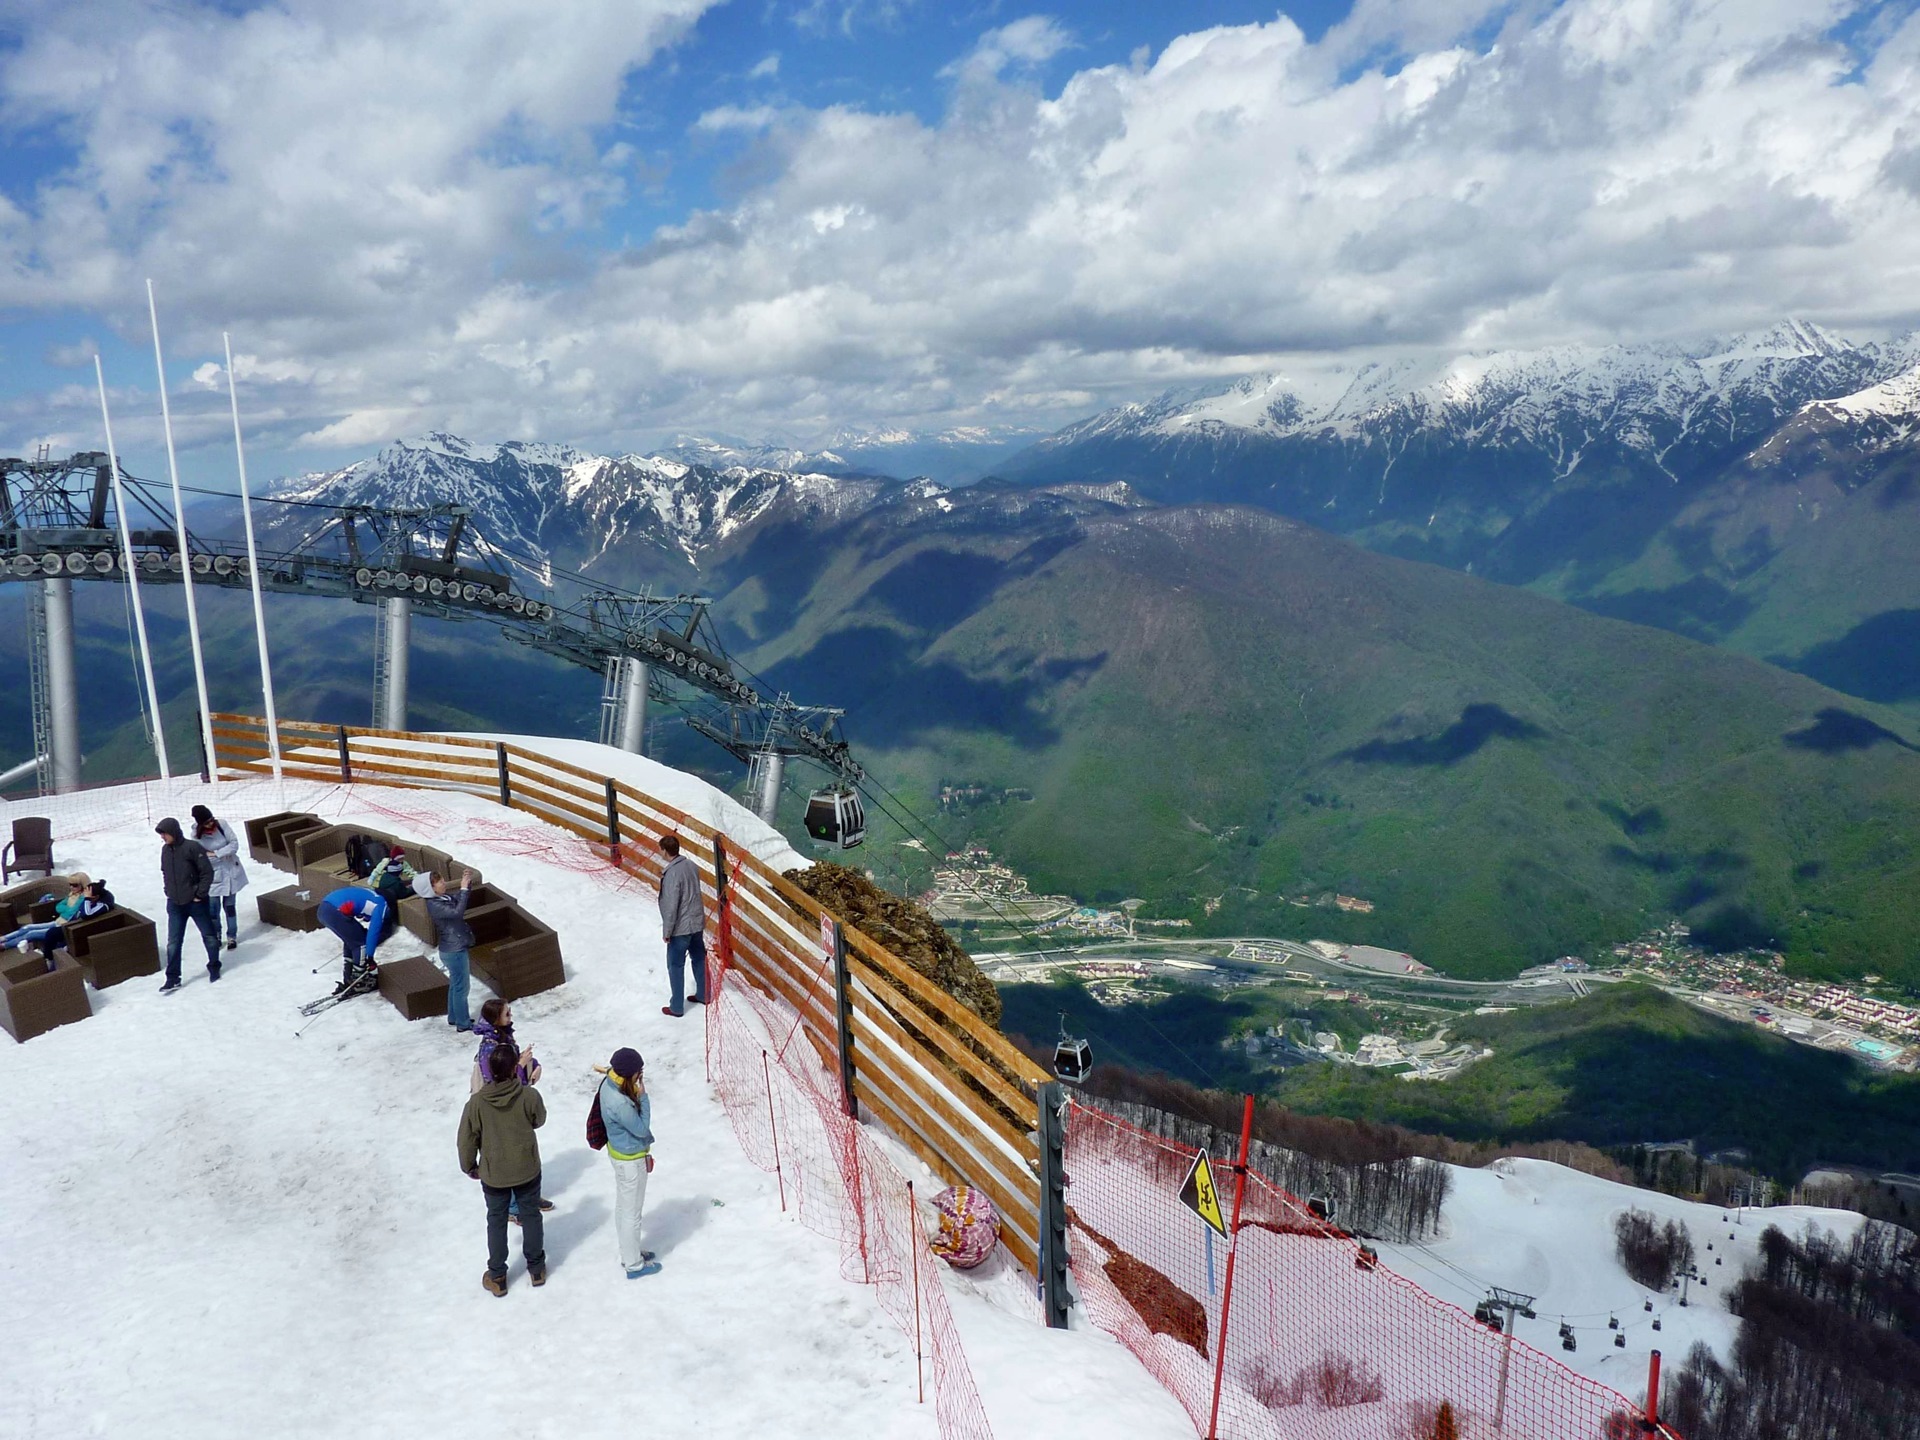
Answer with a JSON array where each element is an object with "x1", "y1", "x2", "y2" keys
[
  {"x1": 1688, "y1": 902, "x2": 1779, "y2": 953},
  {"x1": 1574, "y1": 577, "x2": 1755, "y2": 642},
  {"x1": 1338, "y1": 703, "x2": 1542, "y2": 767},
  {"x1": 1783, "y1": 708, "x2": 1920, "y2": 754},
  {"x1": 762, "y1": 625, "x2": 1078, "y2": 747},
  {"x1": 1600, "y1": 802, "x2": 1666, "y2": 837},
  {"x1": 1786, "y1": 609, "x2": 1920, "y2": 703},
  {"x1": 869, "y1": 550, "x2": 1010, "y2": 632},
  {"x1": 998, "y1": 975, "x2": 1257, "y2": 1090}
]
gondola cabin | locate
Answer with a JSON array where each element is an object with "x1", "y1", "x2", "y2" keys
[
  {"x1": 1053, "y1": 1036, "x2": 1093, "y2": 1085},
  {"x1": 803, "y1": 787, "x2": 867, "y2": 850}
]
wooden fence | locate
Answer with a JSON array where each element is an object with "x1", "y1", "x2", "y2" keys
[{"x1": 211, "y1": 713, "x2": 1053, "y2": 1274}]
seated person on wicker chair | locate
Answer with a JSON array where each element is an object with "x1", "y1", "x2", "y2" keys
[{"x1": 3, "y1": 875, "x2": 112, "y2": 968}]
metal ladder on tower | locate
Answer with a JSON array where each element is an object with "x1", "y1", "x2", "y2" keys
[
  {"x1": 370, "y1": 601, "x2": 392, "y2": 727},
  {"x1": 25, "y1": 582, "x2": 53, "y2": 796},
  {"x1": 597, "y1": 654, "x2": 624, "y2": 747}
]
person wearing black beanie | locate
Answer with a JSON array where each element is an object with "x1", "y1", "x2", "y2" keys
[{"x1": 599, "y1": 1047, "x2": 657, "y2": 1278}]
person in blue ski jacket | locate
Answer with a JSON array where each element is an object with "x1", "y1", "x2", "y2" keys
[
  {"x1": 600, "y1": 1046, "x2": 655, "y2": 1278},
  {"x1": 317, "y1": 885, "x2": 388, "y2": 994}
]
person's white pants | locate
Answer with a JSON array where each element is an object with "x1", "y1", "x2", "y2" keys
[{"x1": 611, "y1": 1155, "x2": 650, "y2": 1269}]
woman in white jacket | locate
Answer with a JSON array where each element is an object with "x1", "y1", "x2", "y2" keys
[{"x1": 190, "y1": 804, "x2": 249, "y2": 951}]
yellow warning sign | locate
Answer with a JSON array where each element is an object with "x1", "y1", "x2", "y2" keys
[{"x1": 1179, "y1": 1151, "x2": 1228, "y2": 1238}]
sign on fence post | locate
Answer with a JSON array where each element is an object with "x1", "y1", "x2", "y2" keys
[
  {"x1": 1037, "y1": 1081, "x2": 1071, "y2": 1329},
  {"x1": 1179, "y1": 1151, "x2": 1229, "y2": 1238},
  {"x1": 826, "y1": 914, "x2": 857, "y2": 1118},
  {"x1": 1204, "y1": 1095, "x2": 1255, "y2": 1440}
]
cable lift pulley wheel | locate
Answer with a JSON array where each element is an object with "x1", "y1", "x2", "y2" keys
[{"x1": 803, "y1": 785, "x2": 867, "y2": 850}]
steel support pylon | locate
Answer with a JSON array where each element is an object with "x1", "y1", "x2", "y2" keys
[
  {"x1": 40, "y1": 577, "x2": 81, "y2": 792},
  {"x1": 752, "y1": 748, "x2": 784, "y2": 825},
  {"x1": 618, "y1": 657, "x2": 650, "y2": 754},
  {"x1": 377, "y1": 595, "x2": 411, "y2": 730}
]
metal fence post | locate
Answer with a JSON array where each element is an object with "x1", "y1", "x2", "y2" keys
[
  {"x1": 1037, "y1": 1080, "x2": 1071, "y2": 1329},
  {"x1": 829, "y1": 915, "x2": 857, "y2": 1118},
  {"x1": 605, "y1": 777, "x2": 620, "y2": 862},
  {"x1": 197, "y1": 708, "x2": 210, "y2": 783},
  {"x1": 336, "y1": 724, "x2": 351, "y2": 782},
  {"x1": 496, "y1": 742, "x2": 511, "y2": 807}
]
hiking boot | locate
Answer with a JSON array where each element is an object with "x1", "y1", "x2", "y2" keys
[
  {"x1": 159, "y1": 977, "x2": 182, "y2": 994},
  {"x1": 529, "y1": 1264, "x2": 547, "y2": 1287},
  {"x1": 482, "y1": 1271, "x2": 507, "y2": 1298}
]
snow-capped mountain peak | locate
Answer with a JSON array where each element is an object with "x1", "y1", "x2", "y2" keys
[{"x1": 272, "y1": 434, "x2": 903, "y2": 576}]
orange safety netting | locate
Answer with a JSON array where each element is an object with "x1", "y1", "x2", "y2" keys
[
  {"x1": 705, "y1": 905, "x2": 995, "y2": 1440},
  {"x1": 1066, "y1": 1100, "x2": 1655, "y2": 1440}
]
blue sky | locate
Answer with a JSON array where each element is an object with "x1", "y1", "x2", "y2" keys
[{"x1": 1, "y1": 0, "x2": 1917, "y2": 487}]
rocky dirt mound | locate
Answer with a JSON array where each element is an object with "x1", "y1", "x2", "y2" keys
[{"x1": 784, "y1": 861, "x2": 1002, "y2": 1027}]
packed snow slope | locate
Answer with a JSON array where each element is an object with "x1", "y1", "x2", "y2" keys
[
  {"x1": 0, "y1": 757, "x2": 1191, "y2": 1440},
  {"x1": 1375, "y1": 1158, "x2": 1865, "y2": 1393}
]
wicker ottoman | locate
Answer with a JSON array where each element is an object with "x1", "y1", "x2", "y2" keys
[
  {"x1": 257, "y1": 885, "x2": 323, "y2": 932},
  {"x1": 377, "y1": 955, "x2": 450, "y2": 1021},
  {"x1": 0, "y1": 950, "x2": 91, "y2": 1042}
]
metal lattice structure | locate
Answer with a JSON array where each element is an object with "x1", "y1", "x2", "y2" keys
[{"x1": 0, "y1": 450, "x2": 864, "y2": 790}]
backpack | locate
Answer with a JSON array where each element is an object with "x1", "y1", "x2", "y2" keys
[
  {"x1": 345, "y1": 834, "x2": 384, "y2": 879},
  {"x1": 587, "y1": 1089, "x2": 608, "y2": 1151}
]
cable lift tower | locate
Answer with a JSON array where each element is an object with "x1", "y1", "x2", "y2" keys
[
  {"x1": 0, "y1": 447, "x2": 876, "y2": 818},
  {"x1": 686, "y1": 695, "x2": 866, "y2": 846}
]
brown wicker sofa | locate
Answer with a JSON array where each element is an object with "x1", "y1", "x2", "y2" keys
[{"x1": 244, "y1": 812, "x2": 330, "y2": 872}]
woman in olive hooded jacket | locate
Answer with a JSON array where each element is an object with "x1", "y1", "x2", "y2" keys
[{"x1": 457, "y1": 1042, "x2": 548, "y2": 1295}]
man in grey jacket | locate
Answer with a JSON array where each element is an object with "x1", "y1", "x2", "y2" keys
[
  {"x1": 154, "y1": 817, "x2": 220, "y2": 993},
  {"x1": 417, "y1": 868, "x2": 476, "y2": 1031},
  {"x1": 656, "y1": 834, "x2": 707, "y2": 1017}
]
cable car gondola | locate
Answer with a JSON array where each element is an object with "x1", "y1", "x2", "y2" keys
[
  {"x1": 1052, "y1": 1015, "x2": 1092, "y2": 1084},
  {"x1": 803, "y1": 786, "x2": 867, "y2": 849}
]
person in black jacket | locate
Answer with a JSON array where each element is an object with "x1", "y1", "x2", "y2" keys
[{"x1": 155, "y1": 816, "x2": 221, "y2": 992}]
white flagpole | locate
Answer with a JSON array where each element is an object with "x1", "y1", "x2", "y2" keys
[
  {"x1": 223, "y1": 334, "x2": 283, "y2": 786},
  {"x1": 95, "y1": 355, "x2": 172, "y2": 782},
  {"x1": 147, "y1": 279, "x2": 220, "y2": 786}
]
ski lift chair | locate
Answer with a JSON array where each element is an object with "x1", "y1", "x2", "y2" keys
[
  {"x1": 803, "y1": 787, "x2": 867, "y2": 850},
  {"x1": 1053, "y1": 1035, "x2": 1093, "y2": 1085}
]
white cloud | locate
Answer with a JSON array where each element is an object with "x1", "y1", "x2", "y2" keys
[
  {"x1": 941, "y1": 16, "x2": 1076, "y2": 83},
  {"x1": 5, "y1": 0, "x2": 1920, "y2": 463},
  {"x1": 749, "y1": 53, "x2": 781, "y2": 79}
]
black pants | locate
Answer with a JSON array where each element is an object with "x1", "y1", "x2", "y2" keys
[
  {"x1": 484, "y1": 1173, "x2": 545, "y2": 1280},
  {"x1": 165, "y1": 900, "x2": 220, "y2": 983}
]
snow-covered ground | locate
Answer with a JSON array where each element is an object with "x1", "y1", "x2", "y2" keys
[
  {"x1": 1376, "y1": 1158, "x2": 1866, "y2": 1393},
  {"x1": 0, "y1": 761, "x2": 1191, "y2": 1440}
]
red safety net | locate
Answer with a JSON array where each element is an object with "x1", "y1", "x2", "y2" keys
[
  {"x1": 705, "y1": 908, "x2": 996, "y2": 1440},
  {"x1": 1067, "y1": 1100, "x2": 1654, "y2": 1440}
]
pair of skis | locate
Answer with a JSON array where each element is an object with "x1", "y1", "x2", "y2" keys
[{"x1": 295, "y1": 964, "x2": 379, "y2": 1033}]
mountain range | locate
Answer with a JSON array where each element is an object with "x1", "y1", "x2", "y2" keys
[
  {"x1": 257, "y1": 427, "x2": 1920, "y2": 982},
  {"x1": 997, "y1": 322, "x2": 1920, "y2": 706}
]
